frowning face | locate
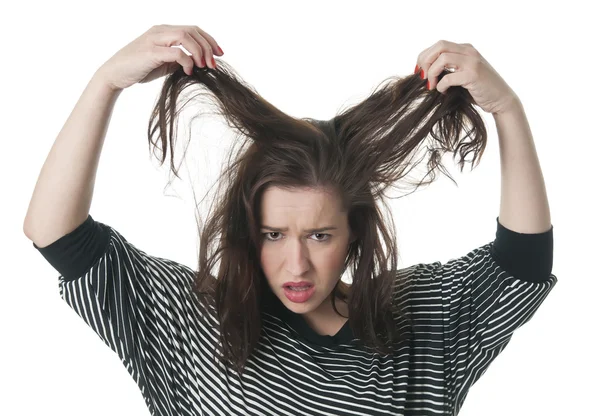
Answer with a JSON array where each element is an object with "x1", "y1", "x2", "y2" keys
[{"x1": 259, "y1": 186, "x2": 355, "y2": 320}]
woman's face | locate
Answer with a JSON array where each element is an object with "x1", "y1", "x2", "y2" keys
[{"x1": 259, "y1": 186, "x2": 355, "y2": 318}]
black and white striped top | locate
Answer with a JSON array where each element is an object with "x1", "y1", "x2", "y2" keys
[{"x1": 33, "y1": 215, "x2": 557, "y2": 415}]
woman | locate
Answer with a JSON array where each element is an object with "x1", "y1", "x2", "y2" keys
[{"x1": 24, "y1": 24, "x2": 557, "y2": 415}]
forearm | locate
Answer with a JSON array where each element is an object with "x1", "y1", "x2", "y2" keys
[
  {"x1": 23, "y1": 71, "x2": 122, "y2": 247},
  {"x1": 494, "y1": 100, "x2": 552, "y2": 234}
]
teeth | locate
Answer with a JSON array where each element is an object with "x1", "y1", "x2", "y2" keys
[{"x1": 287, "y1": 286, "x2": 311, "y2": 291}]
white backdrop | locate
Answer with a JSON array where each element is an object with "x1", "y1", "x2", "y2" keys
[{"x1": 2, "y1": 0, "x2": 597, "y2": 414}]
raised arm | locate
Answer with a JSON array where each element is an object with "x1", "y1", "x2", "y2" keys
[
  {"x1": 23, "y1": 72, "x2": 121, "y2": 247},
  {"x1": 23, "y1": 24, "x2": 222, "y2": 247}
]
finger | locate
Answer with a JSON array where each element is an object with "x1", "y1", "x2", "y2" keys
[
  {"x1": 193, "y1": 26, "x2": 224, "y2": 56},
  {"x1": 183, "y1": 26, "x2": 221, "y2": 68},
  {"x1": 156, "y1": 45, "x2": 195, "y2": 75},
  {"x1": 187, "y1": 29, "x2": 216, "y2": 68},
  {"x1": 427, "y1": 52, "x2": 469, "y2": 90},
  {"x1": 417, "y1": 40, "x2": 471, "y2": 80},
  {"x1": 434, "y1": 71, "x2": 470, "y2": 95},
  {"x1": 153, "y1": 28, "x2": 209, "y2": 69}
]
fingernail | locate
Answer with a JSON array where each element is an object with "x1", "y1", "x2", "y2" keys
[
  {"x1": 427, "y1": 80, "x2": 430, "y2": 90},
  {"x1": 200, "y1": 56, "x2": 206, "y2": 67},
  {"x1": 414, "y1": 64, "x2": 420, "y2": 74},
  {"x1": 420, "y1": 69, "x2": 425, "y2": 79},
  {"x1": 211, "y1": 57, "x2": 216, "y2": 68},
  {"x1": 217, "y1": 46, "x2": 224, "y2": 55}
]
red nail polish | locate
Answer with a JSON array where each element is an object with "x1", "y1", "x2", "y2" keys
[
  {"x1": 217, "y1": 46, "x2": 224, "y2": 55},
  {"x1": 420, "y1": 69, "x2": 425, "y2": 79},
  {"x1": 211, "y1": 57, "x2": 216, "y2": 68},
  {"x1": 414, "y1": 64, "x2": 419, "y2": 74},
  {"x1": 427, "y1": 80, "x2": 430, "y2": 90},
  {"x1": 200, "y1": 56, "x2": 206, "y2": 67}
]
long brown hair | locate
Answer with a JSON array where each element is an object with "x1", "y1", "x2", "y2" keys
[{"x1": 146, "y1": 58, "x2": 487, "y2": 375}]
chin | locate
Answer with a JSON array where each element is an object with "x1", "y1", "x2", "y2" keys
[{"x1": 283, "y1": 300, "x2": 312, "y2": 310}]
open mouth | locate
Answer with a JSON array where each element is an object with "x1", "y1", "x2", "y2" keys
[
  {"x1": 284, "y1": 285, "x2": 313, "y2": 291},
  {"x1": 283, "y1": 285, "x2": 316, "y2": 303}
]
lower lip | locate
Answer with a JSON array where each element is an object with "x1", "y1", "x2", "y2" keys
[{"x1": 283, "y1": 285, "x2": 316, "y2": 303}]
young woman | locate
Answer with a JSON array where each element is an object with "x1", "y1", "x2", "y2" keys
[{"x1": 25, "y1": 24, "x2": 556, "y2": 415}]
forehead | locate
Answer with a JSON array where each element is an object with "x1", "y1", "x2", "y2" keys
[{"x1": 260, "y1": 186, "x2": 341, "y2": 216}]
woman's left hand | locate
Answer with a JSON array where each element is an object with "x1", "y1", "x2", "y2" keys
[{"x1": 415, "y1": 40, "x2": 520, "y2": 115}]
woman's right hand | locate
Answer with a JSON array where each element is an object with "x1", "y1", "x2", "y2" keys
[{"x1": 95, "y1": 24, "x2": 224, "y2": 92}]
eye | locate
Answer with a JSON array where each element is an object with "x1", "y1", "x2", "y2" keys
[
  {"x1": 312, "y1": 233, "x2": 330, "y2": 242},
  {"x1": 262, "y1": 232, "x2": 331, "y2": 242},
  {"x1": 264, "y1": 232, "x2": 281, "y2": 241}
]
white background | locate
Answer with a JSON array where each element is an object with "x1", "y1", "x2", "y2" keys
[{"x1": 2, "y1": 0, "x2": 597, "y2": 414}]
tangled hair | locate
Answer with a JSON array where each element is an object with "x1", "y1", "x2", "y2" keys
[{"x1": 146, "y1": 58, "x2": 487, "y2": 375}]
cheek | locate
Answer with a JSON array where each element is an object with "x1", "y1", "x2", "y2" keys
[
  {"x1": 322, "y1": 247, "x2": 345, "y2": 267},
  {"x1": 329, "y1": 243, "x2": 349, "y2": 264},
  {"x1": 259, "y1": 246, "x2": 272, "y2": 267},
  {"x1": 259, "y1": 248, "x2": 280, "y2": 285}
]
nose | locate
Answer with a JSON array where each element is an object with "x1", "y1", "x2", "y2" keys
[{"x1": 284, "y1": 237, "x2": 310, "y2": 276}]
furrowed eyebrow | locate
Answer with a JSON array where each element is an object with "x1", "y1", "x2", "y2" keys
[{"x1": 260, "y1": 225, "x2": 337, "y2": 233}]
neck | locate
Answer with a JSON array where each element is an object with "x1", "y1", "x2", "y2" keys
[{"x1": 302, "y1": 294, "x2": 349, "y2": 336}]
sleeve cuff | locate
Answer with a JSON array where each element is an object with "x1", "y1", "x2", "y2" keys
[
  {"x1": 33, "y1": 214, "x2": 111, "y2": 281},
  {"x1": 491, "y1": 216, "x2": 554, "y2": 283}
]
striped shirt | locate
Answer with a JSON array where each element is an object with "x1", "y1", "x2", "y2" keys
[{"x1": 33, "y1": 215, "x2": 557, "y2": 415}]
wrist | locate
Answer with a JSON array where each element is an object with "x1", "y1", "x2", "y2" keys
[
  {"x1": 493, "y1": 94, "x2": 523, "y2": 118},
  {"x1": 91, "y1": 68, "x2": 123, "y2": 95}
]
